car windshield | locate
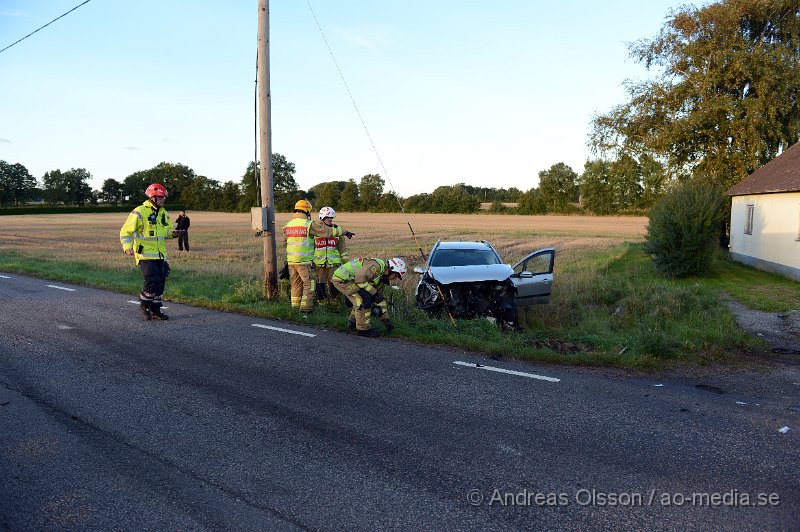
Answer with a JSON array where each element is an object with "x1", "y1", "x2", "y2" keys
[{"x1": 430, "y1": 248, "x2": 501, "y2": 267}]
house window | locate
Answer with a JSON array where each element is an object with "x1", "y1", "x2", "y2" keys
[{"x1": 744, "y1": 205, "x2": 754, "y2": 235}]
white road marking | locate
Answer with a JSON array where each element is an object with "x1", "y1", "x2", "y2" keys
[
  {"x1": 252, "y1": 323, "x2": 316, "y2": 337},
  {"x1": 47, "y1": 285, "x2": 75, "y2": 292},
  {"x1": 453, "y1": 361, "x2": 560, "y2": 382},
  {"x1": 0, "y1": 275, "x2": 10, "y2": 279},
  {"x1": 57, "y1": 325, "x2": 74, "y2": 330}
]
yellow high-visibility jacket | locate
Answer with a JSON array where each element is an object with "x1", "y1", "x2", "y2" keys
[
  {"x1": 283, "y1": 212, "x2": 343, "y2": 264},
  {"x1": 120, "y1": 200, "x2": 174, "y2": 264},
  {"x1": 313, "y1": 231, "x2": 348, "y2": 267},
  {"x1": 333, "y1": 258, "x2": 387, "y2": 295}
]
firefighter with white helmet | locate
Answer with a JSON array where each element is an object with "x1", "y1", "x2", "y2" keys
[
  {"x1": 283, "y1": 199, "x2": 354, "y2": 313},
  {"x1": 331, "y1": 257, "x2": 406, "y2": 337},
  {"x1": 119, "y1": 183, "x2": 179, "y2": 320},
  {"x1": 314, "y1": 206, "x2": 349, "y2": 301}
]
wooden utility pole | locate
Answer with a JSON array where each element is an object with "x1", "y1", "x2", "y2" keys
[{"x1": 257, "y1": 0, "x2": 278, "y2": 298}]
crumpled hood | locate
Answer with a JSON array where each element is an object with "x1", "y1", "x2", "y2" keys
[{"x1": 428, "y1": 264, "x2": 513, "y2": 284}]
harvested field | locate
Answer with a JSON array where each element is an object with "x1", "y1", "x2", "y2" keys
[{"x1": 0, "y1": 212, "x2": 648, "y2": 285}]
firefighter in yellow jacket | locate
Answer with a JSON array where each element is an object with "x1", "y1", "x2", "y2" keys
[
  {"x1": 283, "y1": 199, "x2": 353, "y2": 313},
  {"x1": 332, "y1": 257, "x2": 407, "y2": 337},
  {"x1": 314, "y1": 206, "x2": 348, "y2": 301},
  {"x1": 119, "y1": 183, "x2": 178, "y2": 320}
]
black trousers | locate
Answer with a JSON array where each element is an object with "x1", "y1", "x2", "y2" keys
[
  {"x1": 178, "y1": 231, "x2": 189, "y2": 250},
  {"x1": 139, "y1": 259, "x2": 169, "y2": 297}
]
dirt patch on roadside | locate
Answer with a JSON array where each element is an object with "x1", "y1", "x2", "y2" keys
[{"x1": 720, "y1": 292, "x2": 800, "y2": 354}]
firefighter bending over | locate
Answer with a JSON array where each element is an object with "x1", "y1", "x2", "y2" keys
[
  {"x1": 283, "y1": 199, "x2": 353, "y2": 313},
  {"x1": 332, "y1": 257, "x2": 407, "y2": 337}
]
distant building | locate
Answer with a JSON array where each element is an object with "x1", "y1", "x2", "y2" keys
[{"x1": 725, "y1": 142, "x2": 800, "y2": 281}]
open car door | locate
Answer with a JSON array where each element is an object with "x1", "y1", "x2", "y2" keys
[{"x1": 510, "y1": 248, "x2": 555, "y2": 307}]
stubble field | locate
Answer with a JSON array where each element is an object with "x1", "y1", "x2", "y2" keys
[{"x1": 0, "y1": 211, "x2": 648, "y2": 284}]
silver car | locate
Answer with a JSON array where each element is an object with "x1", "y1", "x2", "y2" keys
[{"x1": 413, "y1": 240, "x2": 555, "y2": 329}]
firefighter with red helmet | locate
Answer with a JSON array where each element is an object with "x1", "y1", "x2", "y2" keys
[
  {"x1": 331, "y1": 257, "x2": 406, "y2": 337},
  {"x1": 314, "y1": 206, "x2": 349, "y2": 301},
  {"x1": 283, "y1": 199, "x2": 354, "y2": 313},
  {"x1": 119, "y1": 183, "x2": 179, "y2": 320}
]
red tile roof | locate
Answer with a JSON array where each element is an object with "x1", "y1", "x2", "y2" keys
[{"x1": 726, "y1": 141, "x2": 800, "y2": 196}]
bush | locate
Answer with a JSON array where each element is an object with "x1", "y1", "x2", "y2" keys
[{"x1": 645, "y1": 182, "x2": 726, "y2": 277}]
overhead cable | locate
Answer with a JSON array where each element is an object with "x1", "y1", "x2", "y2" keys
[{"x1": 0, "y1": 0, "x2": 93, "y2": 55}]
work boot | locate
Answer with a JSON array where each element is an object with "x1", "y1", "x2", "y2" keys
[
  {"x1": 357, "y1": 328, "x2": 380, "y2": 338},
  {"x1": 150, "y1": 303, "x2": 169, "y2": 320},
  {"x1": 346, "y1": 319, "x2": 356, "y2": 330},
  {"x1": 383, "y1": 319, "x2": 395, "y2": 333},
  {"x1": 139, "y1": 301, "x2": 152, "y2": 321}
]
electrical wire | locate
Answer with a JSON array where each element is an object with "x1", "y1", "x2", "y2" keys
[
  {"x1": 303, "y1": 0, "x2": 427, "y2": 263},
  {"x1": 0, "y1": 0, "x2": 93, "y2": 55}
]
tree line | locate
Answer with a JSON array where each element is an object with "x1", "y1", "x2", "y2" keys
[{"x1": 0, "y1": 152, "x2": 669, "y2": 215}]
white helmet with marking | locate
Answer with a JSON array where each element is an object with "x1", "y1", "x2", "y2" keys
[
  {"x1": 319, "y1": 206, "x2": 336, "y2": 221},
  {"x1": 387, "y1": 257, "x2": 407, "y2": 278}
]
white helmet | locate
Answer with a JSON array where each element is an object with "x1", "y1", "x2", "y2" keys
[
  {"x1": 319, "y1": 206, "x2": 336, "y2": 220},
  {"x1": 387, "y1": 257, "x2": 407, "y2": 277}
]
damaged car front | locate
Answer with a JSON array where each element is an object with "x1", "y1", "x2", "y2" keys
[{"x1": 413, "y1": 240, "x2": 555, "y2": 329}]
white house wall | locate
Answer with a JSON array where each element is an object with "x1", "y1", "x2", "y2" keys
[{"x1": 729, "y1": 193, "x2": 800, "y2": 281}]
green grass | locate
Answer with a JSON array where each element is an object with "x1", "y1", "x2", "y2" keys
[{"x1": 0, "y1": 243, "x2": 784, "y2": 370}]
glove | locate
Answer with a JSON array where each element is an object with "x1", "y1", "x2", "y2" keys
[
  {"x1": 357, "y1": 288, "x2": 372, "y2": 309},
  {"x1": 372, "y1": 292, "x2": 385, "y2": 304},
  {"x1": 343, "y1": 230, "x2": 355, "y2": 240},
  {"x1": 278, "y1": 262, "x2": 289, "y2": 280},
  {"x1": 383, "y1": 319, "x2": 395, "y2": 333},
  {"x1": 371, "y1": 306, "x2": 383, "y2": 318}
]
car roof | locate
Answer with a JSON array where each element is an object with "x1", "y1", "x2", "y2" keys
[{"x1": 434, "y1": 241, "x2": 495, "y2": 251}]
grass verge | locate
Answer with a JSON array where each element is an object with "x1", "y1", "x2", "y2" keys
[{"x1": 0, "y1": 243, "x2": 783, "y2": 370}]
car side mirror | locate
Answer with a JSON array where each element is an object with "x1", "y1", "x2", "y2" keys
[
  {"x1": 413, "y1": 266, "x2": 425, "y2": 274},
  {"x1": 518, "y1": 271, "x2": 534, "y2": 278}
]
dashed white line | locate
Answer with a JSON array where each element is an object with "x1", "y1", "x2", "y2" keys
[
  {"x1": 252, "y1": 323, "x2": 316, "y2": 337},
  {"x1": 453, "y1": 361, "x2": 560, "y2": 382},
  {"x1": 0, "y1": 275, "x2": 10, "y2": 279},
  {"x1": 47, "y1": 285, "x2": 75, "y2": 292}
]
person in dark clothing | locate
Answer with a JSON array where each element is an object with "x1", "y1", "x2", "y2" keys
[{"x1": 175, "y1": 210, "x2": 190, "y2": 251}]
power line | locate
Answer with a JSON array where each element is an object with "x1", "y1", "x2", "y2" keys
[
  {"x1": 0, "y1": 0, "x2": 93, "y2": 55},
  {"x1": 304, "y1": 0, "x2": 428, "y2": 263}
]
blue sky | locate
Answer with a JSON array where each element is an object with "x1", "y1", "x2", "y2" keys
[{"x1": 0, "y1": 1, "x2": 696, "y2": 197}]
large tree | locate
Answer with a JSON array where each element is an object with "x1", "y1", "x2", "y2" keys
[
  {"x1": 239, "y1": 153, "x2": 299, "y2": 211},
  {"x1": 42, "y1": 168, "x2": 93, "y2": 205},
  {"x1": 591, "y1": 0, "x2": 800, "y2": 188},
  {"x1": 338, "y1": 179, "x2": 361, "y2": 211},
  {"x1": 358, "y1": 174, "x2": 384, "y2": 211},
  {"x1": 123, "y1": 162, "x2": 196, "y2": 205},
  {"x1": 0, "y1": 160, "x2": 37, "y2": 206},
  {"x1": 99, "y1": 178, "x2": 124, "y2": 205},
  {"x1": 580, "y1": 159, "x2": 615, "y2": 214},
  {"x1": 536, "y1": 162, "x2": 579, "y2": 213}
]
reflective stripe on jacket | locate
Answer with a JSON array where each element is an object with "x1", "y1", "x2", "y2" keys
[
  {"x1": 313, "y1": 234, "x2": 347, "y2": 267},
  {"x1": 284, "y1": 217, "x2": 314, "y2": 264},
  {"x1": 119, "y1": 200, "x2": 173, "y2": 264}
]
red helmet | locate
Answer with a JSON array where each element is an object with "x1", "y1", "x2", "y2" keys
[{"x1": 145, "y1": 183, "x2": 168, "y2": 198}]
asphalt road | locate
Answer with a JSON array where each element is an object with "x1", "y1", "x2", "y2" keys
[{"x1": 0, "y1": 272, "x2": 798, "y2": 531}]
